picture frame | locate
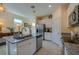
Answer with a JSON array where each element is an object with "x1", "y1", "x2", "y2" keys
[{"x1": 69, "y1": 5, "x2": 79, "y2": 26}]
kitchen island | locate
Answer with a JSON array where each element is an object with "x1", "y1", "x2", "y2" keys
[{"x1": 6, "y1": 34, "x2": 43, "y2": 55}]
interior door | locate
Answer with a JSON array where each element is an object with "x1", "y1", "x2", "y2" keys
[{"x1": 52, "y1": 19, "x2": 62, "y2": 47}]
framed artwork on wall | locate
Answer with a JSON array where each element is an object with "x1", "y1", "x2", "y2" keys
[{"x1": 69, "y1": 5, "x2": 79, "y2": 26}]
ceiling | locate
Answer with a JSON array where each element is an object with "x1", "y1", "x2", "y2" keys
[{"x1": 4, "y1": 3, "x2": 61, "y2": 19}]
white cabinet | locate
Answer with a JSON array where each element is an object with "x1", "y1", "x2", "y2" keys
[
  {"x1": 17, "y1": 38, "x2": 36, "y2": 55},
  {"x1": 6, "y1": 37, "x2": 36, "y2": 55},
  {"x1": 45, "y1": 32, "x2": 52, "y2": 41}
]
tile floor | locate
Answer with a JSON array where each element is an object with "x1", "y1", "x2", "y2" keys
[
  {"x1": 0, "y1": 40, "x2": 63, "y2": 55},
  {"x1": 35, "y1": 40, "x2": 63, "y2": 55}
]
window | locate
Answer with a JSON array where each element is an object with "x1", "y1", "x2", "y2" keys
[
  {"x1": 14, "y1": 18, "x2": 22, "y2": 24},
  {"x1": 14, "y1": 18, "x2": 23, "y2": 32}
]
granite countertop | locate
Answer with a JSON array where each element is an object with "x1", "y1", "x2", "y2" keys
[
  {"x1": 5, "y1": 36, "x2": 32, "y2": 44},
  {"x1": 5, "y1": 34, "x2": 42, "y2": 44},
  {"x1": 64, "y1": 42, "x2": 79, "y2": 55}
]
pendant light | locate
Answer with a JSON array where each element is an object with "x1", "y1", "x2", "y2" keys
[{"x1": 0, "y1": 3, "x2": 5, "y2": 12}]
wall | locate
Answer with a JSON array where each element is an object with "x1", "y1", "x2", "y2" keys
[
  {"x1": 61, "y1": 3, "x2": 79, "y2": 33},
  {"x1": 52, "y1": 5, "x2": 63, "y2": 47},
  {"x1": 61, "y1": 4, "x2": 69, "y2": 33},
  {"x1": 67, "y1": 3, "x2": 79, "y2": 33},
  {"x1": 52, "y1": 4, "x2": 77, "y2": 33},
  {"x1": 51, "y1": 4, "x2": 69, "y2": 47},
  {"x1": 51, "y1": 3, "x2": 79, "y2": 47},
  {"x1": 37, "y1": 16, "x2": 52, "y2": 28},
  {"x1": 0, "y1": 11, "x2": 31, "y2": 33}
]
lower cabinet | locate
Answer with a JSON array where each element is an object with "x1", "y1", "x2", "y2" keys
[
  {"x1": 6, "y1": 37, "x2": 36, "y2": 55},
  {"x1": 17, "y1": 38, "x2": 36, "y2": 55},
  {"x1": 45, "y1": 32, "x2": 52, "y2": 40}
]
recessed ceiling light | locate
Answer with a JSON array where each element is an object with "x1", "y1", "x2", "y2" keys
[
  {"x1": 0, "y1": 3, "x2": 5, "y2": 12},
  {"x1": 30, "y1": 5, "x2": 35, "y2": 9},
  {"x1": 33, "y1": 10, "x2": 36, "y2": 13},
  {"x1": 49, "y1": 5, "x2": 52, "y2": 8}
]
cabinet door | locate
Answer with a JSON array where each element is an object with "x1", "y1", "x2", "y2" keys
[
  {"x1": 29, "y1": 37, "x2": 36, "y2": 54},
  {"x1": 17, "y1": 38, "x2": 36, "y2": 55},
  {"x1": 45, "y1": 32, "x2": 52, "y2": 40},
  {"x1": 17, "y1": 40, "x2": 31, "y2": 55},
  {"x1": 7, "y1": 42, "x2": 17, "y2": 55}
]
